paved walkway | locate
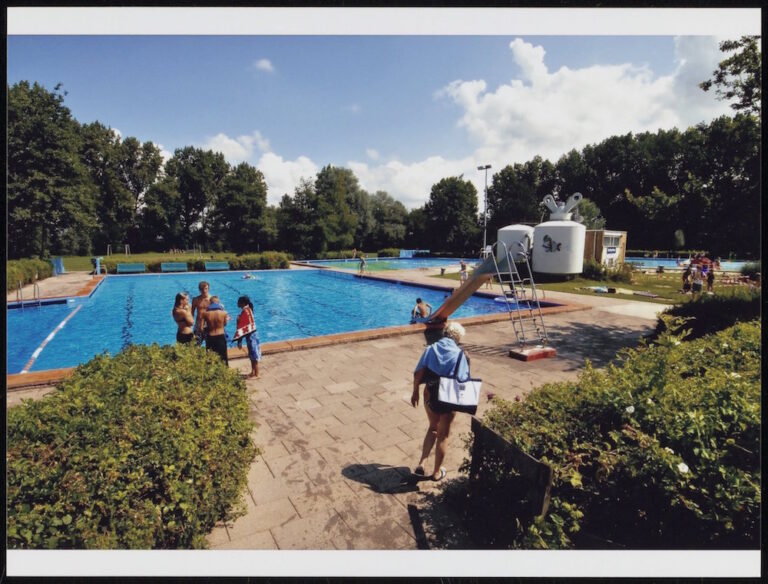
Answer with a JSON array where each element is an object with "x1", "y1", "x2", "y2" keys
[{"x1": 207, "y1": 305, "x2": 656, "y2": 549}]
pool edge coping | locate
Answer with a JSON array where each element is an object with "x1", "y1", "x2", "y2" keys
[
  {"x1": 6, "y1": 300, "x2": 589, "y2": 390},
  {"x1": 7, "y1": 275, "x2": 106, "y2": 307}
]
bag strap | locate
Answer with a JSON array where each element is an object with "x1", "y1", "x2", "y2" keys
[{"x1": 451, "y1": 351, "x2": 465, "y2": 379}]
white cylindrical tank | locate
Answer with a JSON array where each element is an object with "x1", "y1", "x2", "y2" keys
[
  {"x1": 496, "y1": 224, "x2": 534, "y2": 262},
  {"x1": 532, "y1": 220, "x2": 586, "y2": 274}
]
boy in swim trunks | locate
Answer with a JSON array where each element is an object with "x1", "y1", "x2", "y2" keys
[
  {"x1": 412, "y1": 297, "x2": 433, "y2": 320},
  {"x1": 191, "y1": 281, "x2": 211, "y2": 345},
  {"x1": 203, "y1": 295, "x2": 230, "y2": 365}
]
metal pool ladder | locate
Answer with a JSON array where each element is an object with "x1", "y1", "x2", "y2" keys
[{"x1": 490, "y1": 240, "x2": 549, "y2": 347}]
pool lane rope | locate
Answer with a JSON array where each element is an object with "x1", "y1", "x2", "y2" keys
[{"x1": 20, "y1": 304, "x2": 83, "y2": 374}]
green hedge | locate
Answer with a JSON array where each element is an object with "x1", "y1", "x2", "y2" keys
[
  {"x1": 101, "y1": 252, "x2": 292, "y2": 274},
  {"x1": 7, "y1": 344, "x2": 257, "y2": 549},
  {"x1": 740, "y1": 261, "x2": 760, "y2": 279},
  {"x1": 653, "y1": 287, "x2": 761, "y2": 341},
  {"x1": 466, "y1": 320, "x2": 760, "y2": 549},
  {"x1": 581, "y1": 259, "x2": 635, "y2": 283},
  {"x1": 377, "y1": 248, "x2": 400, "y2": 258},
  {"x1": 7, "y1": 258, "x2": 54, "y2": 292}
]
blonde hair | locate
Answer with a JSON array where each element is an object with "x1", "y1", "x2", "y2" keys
[{"x1": 443, "y1": 321, "x2": 466, "y2": 343}]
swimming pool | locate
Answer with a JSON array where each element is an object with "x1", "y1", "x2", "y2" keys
[
  {"x1": 625, "y1": 257, "x2": 749, "y2": 271},
  {"x1": 7, "y1": 269, "x2": 514, "y2": 374},
  {"x1": 304, "y1": 257, "x2": 477, "y2": 271}
]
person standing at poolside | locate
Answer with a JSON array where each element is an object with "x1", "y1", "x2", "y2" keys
[
  {"x1": 459, "y1": 260, "x2": 468, "y2": 284},
  {"x1": 235, "y1": 295, "x2": 261, "y2": 378},
  {"x1": 691, "y1": 266, "x2": 703, "y2": 299},
  {"x1": 191, "y1": 281, "x2": 211, "y2": 345},
  {"x1": 359, "y1": 255, "x2": 367, "y2": 275},
  {"x1": 706, "y1": 266, "x2": 715, "y2": 293},
  {"x1": 172, "y1": 292, "x2": 194, "y2": 344},
  {"x1": 203, "y1": 295, "x2": 230, "y2": 365}
]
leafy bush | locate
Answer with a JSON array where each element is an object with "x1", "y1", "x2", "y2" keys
[
  {"x1": 581, "y1": 259, "x2": 605, "y2": 280},
  {"x1": 315, "y1": 249, "x2": 368, "y2": 260},
  {"x1": 377, "y1": 248, "x2": 400, "y2": 258},
  {"x1": 606, "y1": 262, "x2": 635, "y2": 284},
  {"x1": 7, "y1": 344, "x2": 257, "y2": 549},
  {"x1": 7, "y1": 258, "x2": 54, "y2": 292},
  {"x1": 465, "y1": 320, "x2": 760, "y2": 549},
  {"x1": 653, "y1": 287, "x2": 761, "y2": 340},
  {"x1": 580, "y1": 260, "x2": 634, "y2": 283},
  {"x1": 100, "y1": 252, "x2": 291, "y2": 274},
  {"x1": 740, "y1": 261, "x2": 760, "y2": 280}
]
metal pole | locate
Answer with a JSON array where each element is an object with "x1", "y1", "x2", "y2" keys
[{"x1": 478, "y1": 164, "x2": 491, "y2": 256}]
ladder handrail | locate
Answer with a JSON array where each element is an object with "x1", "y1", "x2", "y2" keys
[
  {"x1": 491, "y1": 241, "x2": 531, "y2": 344},
  {"x1": 490, "y1": 240, "x2": 549, "y2": 347},
  {"x1": 17, "y1": 280, "x2": 23, "y2": 306},
  {"x1": 513, "y1": 240, "x2": 549, "y2": 343}
]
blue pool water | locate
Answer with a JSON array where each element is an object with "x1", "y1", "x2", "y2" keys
[
  {"x1": 7, "y1": 269, "x2": 518, "y2": 374},
  {"x1": 625, "y1": 257, "x2": 749, "y2": 271},
  {"x1": 304, "y1": 257, "x2": 478, "y2": 271}
]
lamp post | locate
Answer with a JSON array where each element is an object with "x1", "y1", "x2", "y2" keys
[{"x1": 477, "y1": 164, "x2": 492, "y2": 256}]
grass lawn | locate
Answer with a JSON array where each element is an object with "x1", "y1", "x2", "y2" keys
[
  {"x1": 61, "y1": 252, "x2": 232, "y2": 272},
  {"x1": 433, "y1": 270, "x2": 749, "y2": 305}
]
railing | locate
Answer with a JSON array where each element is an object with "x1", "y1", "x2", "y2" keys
[
  {"x1": 33, "y1": 282, "x2": 41, "y2": 307},
  {"x1": 17, "y1": 281, "x2": 23, "y2": 309}
]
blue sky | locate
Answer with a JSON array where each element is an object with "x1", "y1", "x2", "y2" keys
[{"x1": 6, "y1": 33, "x2": 738, "y2": 207}]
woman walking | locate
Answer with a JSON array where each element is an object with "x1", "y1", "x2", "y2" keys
[{"x1": 411, "y1": 321, "x2": 470, "y2": 481}]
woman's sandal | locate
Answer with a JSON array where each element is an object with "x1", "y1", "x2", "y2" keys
[{"x1": 432, "y1": 467, "x2": 447, "y2": 482}]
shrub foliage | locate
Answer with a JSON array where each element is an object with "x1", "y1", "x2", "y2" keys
[
  {"x1": 100, "y1": 252, "x2": 291, "y2": 274},
  {"x1": 7, "y1": 344, "x2": 257, "y2": 549},
  {"x1": 7, "y1": 258, "x2": 54, "y2": 292},
  {"x1": 653, "y1": 287, "x2": 761, "y2": 341},
  {"x1": 467, "y1": 320, "x2": 760, "y2": 549}
]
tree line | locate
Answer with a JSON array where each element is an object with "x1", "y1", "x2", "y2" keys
[{"x1": 6, "y1": 38, "x2": 760, "y2": 260}]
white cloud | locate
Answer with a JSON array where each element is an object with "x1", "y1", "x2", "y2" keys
[
  {"x1": 438, "y1": 36, "x2": 731, "y2": 171},
  {"x1": 256, "y1": 152, "x2": 318, "y2": 205},
  {"x1": 198, "y1": 36, "x2": 733, "y2": 211},
  {"x1": 254, "y1": 58, "x2": 274, "y2": 73},
  {"x1": 202, "y1": 130, "x2": 271, "y2": 165},
  {"x1": 157, "y1": 143, "x2": 173, "y2": 166},
  {"x1": 111, "y1": 127, "x2": 122, "y2": 139},
  {"x1": 349, "y1": 155, "x2": 476, "y2": 209},
  {"x1": 344, "y1": 104, "x2": 361, "y2": 114}
]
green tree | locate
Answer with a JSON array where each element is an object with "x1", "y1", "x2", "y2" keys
[
  {"x1": 78, "y1": 122, "x2": 135, "y2": 253},
  {"x1": 164, "y1": 147, "x2": 229, "y2": 249},
  {"x1": 119, "y1": 137, "x2": 163, "y2": 247},
  {"x1": 276, "y1": 179, "x2": 322, "y2": 257},
  {"x1": 209, "y1": 162, "x2": 269, "y2": 253},
  {"x1": 7, "y1": 81, "x2": 97, "y2": 258},
  {"x1": 313, "y1": 165, "x2": 358, "y2": 251},
  {"x1": 700, "y1": 36, "x2": 761, "y2": 117},
  {"x1": 486, "y1": 157, "x2": 556, "y2": 237},
  {"x1": 424, "y1": 176, "x2": 480, "y2": 254},
  {"x1": 368, "y1": 191, "x2": 408, "y2": 249},
  {"x1": 573, "y1": 197, "x2": 605, "y2": 230},
  {"x1": 405, "y1": 207, "x2": 429, "y2": 249},
  {"x1": 138, "y1": 176, "x2": 184, "y2": 251}
]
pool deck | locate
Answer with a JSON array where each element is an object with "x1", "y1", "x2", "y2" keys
[{"x1": 6, "y1": 265, "x2": 675, "y2": 550}]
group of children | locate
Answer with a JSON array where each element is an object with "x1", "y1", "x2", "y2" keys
[
  {"x1": 171, "y1": 281, "x2": 261, "y2": 378},
  {"x1": 681, "y1": 264, "x2": 715, "y2": 298}
]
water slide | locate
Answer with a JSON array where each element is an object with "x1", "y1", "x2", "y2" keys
[{"x1": 428, "y1": 254, "x2": 509, "y2": 322}]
